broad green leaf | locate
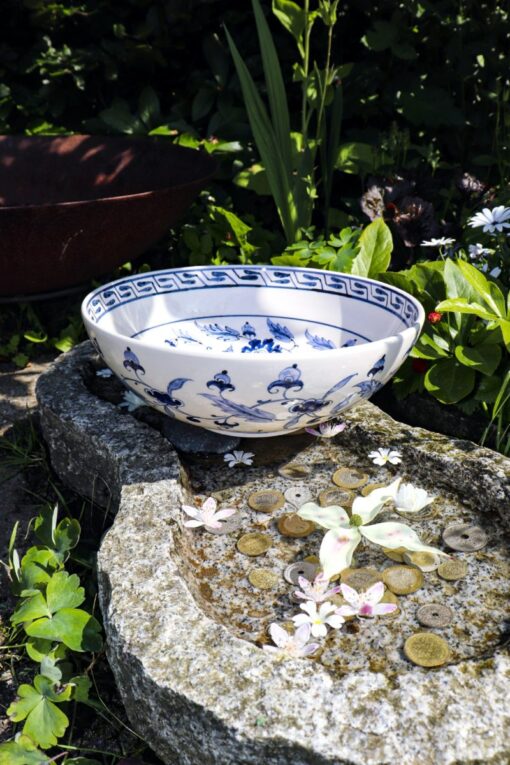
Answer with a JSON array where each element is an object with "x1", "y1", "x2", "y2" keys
[
  {"x1": 233, "y1": 163, "x2": 271, "y2": 196},
  {"x1": 13, "y1": 549, "x2": 59, "y2": 595},
  {"x1": 412, "y1": 333, "x2": 450, "y2": 360},
  {"x1": 12, "y1": 591, "x2": 50, "y2": 626},
  {"x1": 272, "y1": 0, "x2": 305, "y2": 49},
  {"x1": 53, "y1": 518, "x2": 80, "y2": 558},
  {"x1": 454, "y1": 344, "x2": 502, "y2": 376},
  {"x1": 39, "y1": 657, "x2": 62, "y2": 683},
  {"x1": 351, "y1": 217, "x2": 393, "y2": 278},
  {"x1": 436, "y1": 298, "x2": 497, "y2": 322},
  {"x1": 335, "y1": 141, "x2": 377, "y2": 174},
  {"x1": 271, "y1": 251, "x2": 311, "y2": 267},
  {"x1": 425, "y1": 359, "x2": 476, "y2": 404},
  {"x1": 26, "y1": 609, "x2": 102, "y2": 652},
  {"x1": 0, "y1": 735, "x2": 49, "y2": 765},
  {"x1": 7, "y1": 676, "x2": 72, "y2": 749},
  {"x1": 474, "y1": 375, "x2": 502, "y2": 403},
  {"x1": 33, "y1": 506, "x2": 58, "y2": 548},
  {"x1": 26, "y1": 638, "x2": 67, "y2": 663},
  {"x1": 455, "y1": 260, "x2": 505, "y2": 316},
  {"x1": 46, "y1": 571, "x2": 85, "y2": 613}
]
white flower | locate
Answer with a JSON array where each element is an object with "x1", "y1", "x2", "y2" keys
[
  {"x1": 306, "y1": 420, "x2": 346, "y2": 438},
  {"x1": 294, "y1": 573, "x2": 341, "y2": 604},
  {"x1": 421, "y1": 237, "x2": 456, "y2": 247},
  {"x1": 119, "y1": 390, "x2": 146, "y2": 412},
  {"x1": 182, "y1": 497, "x2": 237, "y2": 530},
  {"x1": 468, "y1": 206, "x2": 510, "y2": 233},
  {"x1": 468, "y1": 243, "x2": 491, "y2": 260},
  {"x1": 297, "y1": 479, "x2": 447, "y2": 579},
  {"x1": 292, "y1": 600, "x2": 345, "y2": 638},
  {"x1": 394, "y1": 482, "x2": 435, "y2": 513},
  {"x1": 368, "y1": 447, "x2": 402, "y2": 466},
  {"x1": 96, "y1": 368, "x2": 113, "y2": 378},
  {"x1": 336, "y1": 581, "x2": 397, "y2": 618},
  {"x1": 223, "y1": 450, "x2": 255, "y2": 467},
  {"x1": 263, "y1": 623, "x2": 320, "y2": 658}
]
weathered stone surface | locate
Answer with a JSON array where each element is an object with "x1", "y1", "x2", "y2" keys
[
  {"x1": 162, "y1": 417, "x2": 241, "y2": 454},
  {"x1": 36, "y1": 342, "x2": 510, "y2": 765}
]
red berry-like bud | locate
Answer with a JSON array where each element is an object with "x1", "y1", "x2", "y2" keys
[
  {"x1": 412, "y1": 358, "x2": 429, "y2": 374},
  {"x1": 427, "y1": 311, "x2": 443, "y2": 324}
]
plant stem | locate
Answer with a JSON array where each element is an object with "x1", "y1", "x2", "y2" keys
[{"x1": 301, "y1": 0, "x2": 311, "y2": 142}]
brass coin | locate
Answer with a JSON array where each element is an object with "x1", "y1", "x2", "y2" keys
[
  {"x1": 361, "y1": 482, "x2": 387, "y2": 497},
  {"x1": 248, "y1": 568, "x2": 279, "y2": 590},
  {"x1": 383, "y1": 546, "x2": 408, "y2": 563},
  {"x1": 416, "y1": 603, "x2": 453, "y2": 629},
  {"x1": 404, "y1": 632, "x2": 451, "y2": 667},
  {"x1": 284, "y1": 486, "x2": 312, "y2": 508},
  {"x1": 237, "y1": 532, "x2": 272, "y2": 556},
  {"x1": 303, "y1": 554, "x2": 320, "y2": 566},
  {"x1": 248, "y1": 489, "x2": 285, "y2": 514},
  {"x1": 318, "y1": 487, "x2": 353, "y2": 508},
  {"x1": 278, "y1": 463, "x2": 311, "y2": 480},
  {"x1": 383, "y1": 565, "x2": 424, "y2": 595},
  {"x1": 277, "y1": 513, "x2": 316, "y2": 538},
  {"x1": 403, "y1": 551, "x2": 441, "y2": 573},
  {"x1": 442, "y1": 523, "x2": 488, "y2": 553},
  {"x1": 283, "y1": 561, "x2": 318, "y2": 585},
  {"x1": 341, "y1": 567, "x2": 382, "y2": 591},
  {"x1": 332, "y1": 467, "x2": 369, "y2": 490},
  {"x1": 437, "y1": 558, "x2": 468, "y2": 581}
]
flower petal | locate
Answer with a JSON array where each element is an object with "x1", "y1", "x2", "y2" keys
[
  {"x1": 182, "y1": 505, "x2": 200, "y2": 518},
  {"x1": 372, "y1": 603, "x2": 398, "y2": 615},
  {"x1": 311, "y1": 623, "x2": 328, "y2": 638},
  {"x1": 214, "y1": 507, "x2": 237, "y2": 521},
  {"x1": 297, "y1": 502, "x2": 350, "y2": 530},
  {"x1": 360, "y1": 521, "x2": 446, "y2": 556},
  {"x1": 336, "y1": 605, "x2": 358, "y2": 617},
  {"x1": 299, "y1": 601, "x2": 317, "y2": 617},
  {"x1": 183, "y1": 519, "x2": 204, "y2": 528},
  {"x1": 302, "y1": 642, "x2": 320, "y2": 655},
  {"x1": 325, "y1": 614, "x2": 345, "y2": 629},
  {"x1": 294, "y1": 623, "x2": 312, "y2": 645},
  {"x1": 320, "y1": 527, "x2": 361, "y2": 579},
  {"x1": 292, "y1": 613, "x2": 311, "y2": 627},
  {"x1": 201, "y1": 497, "x2": 217, "y2": 514},
  {"x1": 269, "y1": 623, "x2": 290, "y2": 648},
  {"x1": 363, "y1": 581, "x2": 385, "y2": 606},
  {"x1": 351, "y1": 478, "x2": 401, "y2": 525},
  {"x1": 339, "y1": 583, "x2": 361, "y2": 607}
]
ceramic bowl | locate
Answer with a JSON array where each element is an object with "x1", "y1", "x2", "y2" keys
[{"x1": 81, "y1": 265, "x2": 424, "y2": 437}]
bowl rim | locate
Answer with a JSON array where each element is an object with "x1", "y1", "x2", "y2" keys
[
  {"x1": 0, "y1": 135, "x2": 217, "y2": 211},
  {"x1": 81, "y1": 264, "x2": 425, "y2": 362}
]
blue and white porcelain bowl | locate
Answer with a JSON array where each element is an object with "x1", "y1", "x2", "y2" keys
[{"x1": 81, "y1": 266, "x2": 424, "y2": 437}]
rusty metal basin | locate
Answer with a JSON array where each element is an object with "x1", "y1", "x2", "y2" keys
[{"x1": 0, "y1": 135, "x2": 216, "y2": 297}]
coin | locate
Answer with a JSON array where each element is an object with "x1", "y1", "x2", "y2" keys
[
  {"x1": 404, "y1": 632, "x2": 451, "y2": 667},
  {"x1": 278, "y1": 463, "x2": 311, "y2": 480},
  {"x1": 318, "y1": 488, "x2": 353, "y2": 508},
  {"x1": 237, "y1": 532, "x2": 272, "y2": 556},
  {"x1": 382, "y1": 565, "x2": 423, "y2": 595},
  {"x1": 403, "y1": 551, "x2": 441, "y2": 573},
  {"x1": 284, "y1": 486, "x2": 312, "y2": 508},
  {"x1": 361, "y1": 482, "x2": 387, "y2": 497},
  {"x1": 277, "y1": 513, "x2": 316, "y2": 538},
  {"x1": 383, "y1": 547, "x2": 408, "y2": 563},
  {"x1": 283, "y1": 561, "x2": 318, "y2": 585},
  {"x1": 437, "y1": 558, "x2": 468, "y2": 581},
  {"x1": 332, "y1": 467, "x2": 369, "y2": 490},
  {"x1": 442, "y1": 523, "x2": 488, "y2": 552},
  {"x1": 248, "y1": 489, "x2": 285, "y2": 514},
  {"x1": 248, "y1": 568, "x2": 279, "y2": 590},
  {"x1": 341, "y1": 567, "x2": 382, "y2": 591},
  {"x1": 416, "y1": 603, "x2": 453, "y2": 629}
]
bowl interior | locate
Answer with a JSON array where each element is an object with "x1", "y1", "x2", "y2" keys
[
  {"x1": 0, "y1": 135, "x2": 215, "y2": 207},
  {"x1": 85, "y1": 267, "x2": 421, "y2": 356}
]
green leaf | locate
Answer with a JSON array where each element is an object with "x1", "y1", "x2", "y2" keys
[
  {"x1": 233, "y1": 163, "x2": 271, "y2": 196},
  {"x1": 351, "y1": 218, "x2": 393, "y2": 278},
  {"x1": 138, "y1": 86, "x2": 160, "y2": 127},
  {"x1": 34, "y1": 506, "x2": 58, "y2": 548},
  {"x1": 424, "y1": 359, "x2": 476, "y2": 404},
  {"x1": 7, "y1": 676, "x2": 71, "y2": 749},
  {"x1": 26, "y1": 609, "x2": 102, "y2": 652},
  {"x1": 412, "y1": 333, "x2": 450, "y2": 360},
  {"x1": 65, "y1": 759, "x2": 101, "y2": 765},
  {"x1": 53, "y1": 519, "x2": 80, "y2": 559},
  {"x1": 47, "y1": 571, "x2": 85, "y2": 613},
  {"x1": 272, "y1": 0, "x2": 306, "y2": 48},
  {"x1": 436, "y1": 298, "x2": 497, "y2": 322},
  {"x1": 0, "y1": 735, "x2": 49, "y2": 765},
  {"x1": 39, "y1": 656, "x2": 62, "y2": 683},
  {"x1": 456, "y1": 260, "x2": 505, "y2": 317},
  {"x1": 12, "y1": 591, "x2": 50, "y2": 626},
  {"x1": 454, "y1": 344, "x2": 502, "y2": 376},
  {"x1": 26, "y1": 638, "x2": 66, "y2": 663},
  {"x1": 12, "y1": 548, "x2": 60, "y2": 596}
]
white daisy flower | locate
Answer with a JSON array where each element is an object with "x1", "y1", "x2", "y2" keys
[
  {"x1": 306, "y1": 420, "x2": 346, "y2": 438},
  {"x1": 223, "y1": 450, "x2": 255, "y2": 467},
  {"x1": 336, "y1": 581, "x2": 397, "y2": 618},
  {"x1": 368, "y1": 447, "x2": 402, "y2": 466},
  {"x1": 468, "y1": 206, "x2": 510, "y2": 234},
  {"x1": 421, "y1": 237, "x2": 456, "y2": 247},
  {"x1": 292, "y1": 601, "x2": 345, "y2": 638},
  {"x1": 182, "y1": 496, "x2": 237, "y2": 530},
  {"x1": 468, "y1": 243, "x2": 491, "y2": 260}
]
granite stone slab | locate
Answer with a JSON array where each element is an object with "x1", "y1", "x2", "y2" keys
[{"x1": 36, "y1": 342, "x2": 510, "y2": 765}]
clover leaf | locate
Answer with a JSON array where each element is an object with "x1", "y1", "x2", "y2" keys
[
  {"x1": 34, "y1": 505, "x2": 80, "y2": 562},
  {"x1": 7, "y1": 675, "x2": 72, "y2": 749}
]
